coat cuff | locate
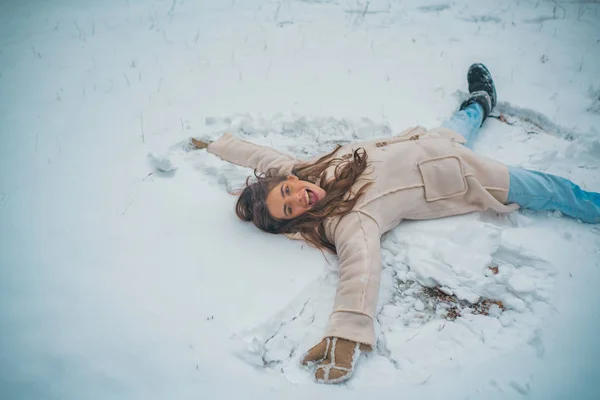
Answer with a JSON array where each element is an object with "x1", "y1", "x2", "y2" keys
[
  {"x1": 324, "y1": 311, "x2": 375, "y2": 346},
  {"x1": 206, "y1": 133, "x2": 234, "y2": 156}
]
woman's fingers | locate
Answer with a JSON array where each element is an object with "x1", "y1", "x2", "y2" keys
[
  {"x1": 300, "y1": 338, "x2": 330, "y2": 365},
  {"x1": 304, "y1": 337, "x2": 368, "y2": 384},
  {"x1": 190, "y1": 138, "x2": 209, "y2": 149},
  {"x1": 315, "y1": 365, "x2": 351, "y2": 383}
]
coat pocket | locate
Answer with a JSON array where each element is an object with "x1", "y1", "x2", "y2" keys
[{"x1": 418, "y1": 156, "x2": 468, "y2": 201}]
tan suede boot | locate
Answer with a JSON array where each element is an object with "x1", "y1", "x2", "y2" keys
[{"x1": 301, "y1": 337, "x2": 371, "y2": 384}]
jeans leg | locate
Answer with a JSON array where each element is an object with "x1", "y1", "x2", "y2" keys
[
  {"x1": 441, "y1": 103, "x2": 484, "y2": 149},
  {"x1": 507, "y1": 166, "x2": 600, "y2": 224}
]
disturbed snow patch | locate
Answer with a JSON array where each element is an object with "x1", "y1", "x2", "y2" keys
[{"x1": 372, "y1": 215, "x2": 555, "y2": 384}]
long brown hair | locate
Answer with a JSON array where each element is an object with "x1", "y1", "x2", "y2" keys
[{"x1": 235, "y1": 146, "x2": 372, "y2": 254}]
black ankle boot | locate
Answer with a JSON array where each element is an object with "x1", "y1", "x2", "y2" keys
[{"x1": 459, "y1": 63, "x2": 497, "y2": 125}]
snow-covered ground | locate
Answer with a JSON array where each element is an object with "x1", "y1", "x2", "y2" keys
[{"x1": 1, "y1": 0, "x2": 599, "y2": 399}]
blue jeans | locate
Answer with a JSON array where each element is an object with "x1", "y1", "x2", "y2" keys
[
  {"x1": 442, "y1": 104, "x2": 600, "y2": 223},
  {"x1": 442, "y1": 103, "x2": 485, "y2": 150}
]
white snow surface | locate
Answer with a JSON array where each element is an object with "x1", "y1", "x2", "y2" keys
[{"x1": 1, "y1": 0, "x2": 600, "y2": 399}]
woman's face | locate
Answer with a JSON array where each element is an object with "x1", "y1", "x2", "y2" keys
[{"x1": 266, "y1": 175, "x2": 327, "y2": 220}]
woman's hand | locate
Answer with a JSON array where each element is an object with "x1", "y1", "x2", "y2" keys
[
  {"x1": 190, "y1": 138, "x2": 210, "y2": 150},
  {"x1": 300, "y1": 337, "x2": 371, "y2": 384}
]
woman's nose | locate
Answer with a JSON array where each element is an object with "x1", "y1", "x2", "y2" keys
[{"x1": 296, "y1": 190, "x2": 304, "y2": 205}]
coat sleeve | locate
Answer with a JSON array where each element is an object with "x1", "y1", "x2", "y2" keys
[
  {"x1": 207, "y1": 133, "x2": 298, "y2": 175},
  {"x1": 324, "y1": 212, "x2": 382, "y2": 346}
]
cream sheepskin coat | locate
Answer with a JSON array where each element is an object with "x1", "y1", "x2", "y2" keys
[{"x1": 207, "y1": 126, "x2": 518, "y2": 346}]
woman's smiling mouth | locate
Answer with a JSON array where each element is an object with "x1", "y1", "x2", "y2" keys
[{"x1": 305, "y1": 188, "x2": 318, "y2": 206}]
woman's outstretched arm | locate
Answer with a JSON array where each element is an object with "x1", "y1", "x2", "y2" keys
[
  {"x1": 191, "y1": 134, "x2": 298, "y2": 175},
  {"x1": 325, "y1": 212, "x2": 381, "y2": 345},
  {"x1": 301, "y1": 212, "x2": 382, "y2": 384}
]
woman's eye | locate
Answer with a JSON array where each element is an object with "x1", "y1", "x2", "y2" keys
[
  {"x1": 285, "y1": 186, "x2": 290, "y2": 195},
  {"x1": 288, "y1": 206, "x2": 292, "y2": 215}
]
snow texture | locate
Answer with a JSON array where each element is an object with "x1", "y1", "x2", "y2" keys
[{"x1": 1, "y1": 1, "x2": 599, "y2": 399}]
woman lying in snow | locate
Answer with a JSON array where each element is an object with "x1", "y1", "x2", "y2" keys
[{"x1": 190, "y1": 64, "x2": 600, "y2": 384}]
